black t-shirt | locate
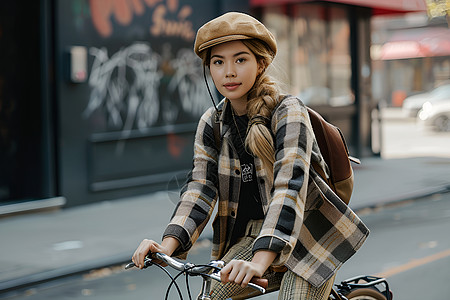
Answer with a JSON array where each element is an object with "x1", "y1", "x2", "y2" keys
[{"x1": 229, "y1": 114, "x2": 264, "y2": 244}]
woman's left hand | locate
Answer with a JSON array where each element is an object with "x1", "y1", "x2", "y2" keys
[
  {"x1": 220, "y1": 250, "x2": 277, "y2": 288},
  {"x1": 220, "y1": 260, "x2": 266, "y2": 288}
]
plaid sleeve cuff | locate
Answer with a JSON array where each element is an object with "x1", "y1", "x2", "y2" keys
[
  {"x1": 163, "y1": 224, "x2": 192, "y2": 258},
  {"x1": 253, "y1": 235, "x2": 293, "y2": 266},
  {"x1": 252, "y1": 236, "x2": 286, "y2": 253}
]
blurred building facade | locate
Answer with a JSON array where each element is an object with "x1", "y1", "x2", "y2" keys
[
  {"x1": 371, "y1": 12, "x2": 450, "y2": 107},
  {"x1": 0, "y1": 0, "x2": 426, "y2": 210}
]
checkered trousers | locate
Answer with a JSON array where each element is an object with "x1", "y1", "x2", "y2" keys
[{"x1": 210, "y1": 220, "x2": 336, "y2": 300}]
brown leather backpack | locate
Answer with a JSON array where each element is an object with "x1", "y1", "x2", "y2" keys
[{"x1": 307, "y1": 107, "x2": 360, "y2": 204}]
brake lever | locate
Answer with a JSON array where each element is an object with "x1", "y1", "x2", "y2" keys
[
  {"x1": 125, "y1": 257, "x2": 153, "y2": 269},
  {"x1": 125, "y1": 262, "x2": 135, "y2": 270}
]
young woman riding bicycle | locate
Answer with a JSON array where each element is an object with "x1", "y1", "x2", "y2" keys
[{"x1": 132, "y1": 12, "x2": 369, "y2": 300}]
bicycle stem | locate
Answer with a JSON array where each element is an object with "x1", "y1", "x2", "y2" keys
[{"x1": 198, "y1": 275, "x2": 212, "y2": 300}]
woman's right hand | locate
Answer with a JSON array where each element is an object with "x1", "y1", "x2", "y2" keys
[{"x1": 132, "y1": 237, "x2": 180, "y2": 269}]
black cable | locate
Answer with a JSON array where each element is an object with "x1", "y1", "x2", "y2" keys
[
  {"x1": 165, "y1": 264, "x2": 221, "y2": 300},
  {"x1": 149, "y1": 262, "x2": 184, "y2": 300},
  {"x1": 165, "y1": 268, "x2": 193, "y2": 300},
  {"x1": 165, "y1": 269, "x2": 185, "y2": 300},
  {"x1": 203, "y1": 64, "x2": 219, "y2": 113},
  {"x1": 185, "y1": 273, "x2": 192, "y2": 300}
]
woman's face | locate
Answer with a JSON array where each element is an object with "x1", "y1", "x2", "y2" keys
[{"x1": 209, "y1": 40, "x2": 260, "y2": 105}]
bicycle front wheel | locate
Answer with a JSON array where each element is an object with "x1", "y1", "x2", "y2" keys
[{"x1": 345, "y1": 288, "x2": 387, "y2": 300}]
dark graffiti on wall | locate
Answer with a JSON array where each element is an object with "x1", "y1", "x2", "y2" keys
[
  {"x1": 82, "y1": 0, "x2": 212, "y2": 135},
  {"x1": 84, "y1": 42, "x2": 210, "y2": 133}
]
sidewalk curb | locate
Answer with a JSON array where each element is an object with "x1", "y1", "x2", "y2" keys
[
  {"x1": 350, "y1": 184, "x2": 450, "y2": 213},
  {"x1": 351, "y1": 184, "x2": 450, "y2": 213},
  {"x1": 0, "y1": 253, "x2": 131, "y2": 295},
  {"x1": 0, "y1": 233, "x2": 214, "y2": 295},
  {"x1": 2, "y1": 187, "x2": 450, "y2": 295}
]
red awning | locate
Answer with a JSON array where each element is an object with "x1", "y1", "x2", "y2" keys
[
  {"x1": 379, "y1": 27, "x2": 450, "y2": 60},
  {"x1": 324, "y1": 0, "x2": 426, "y2": 13},
  {"x1": 250, "y1": 0, "x2": 427, "y2": 14}
]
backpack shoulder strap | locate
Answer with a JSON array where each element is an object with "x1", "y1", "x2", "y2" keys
[{"x1": 212, "y1": 109, "x2": 222, "y2": 150}]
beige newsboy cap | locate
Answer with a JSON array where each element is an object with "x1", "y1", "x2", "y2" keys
[{"x1": 194, "y1": 12, "x2": 277, "y2": 58}]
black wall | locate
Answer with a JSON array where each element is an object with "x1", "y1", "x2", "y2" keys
[{"x1": 0, "y1": 2, "x2": 45, "y2": 203}]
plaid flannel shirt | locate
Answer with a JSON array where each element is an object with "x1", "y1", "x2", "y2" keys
[{"x1": 163, "y1": 95, "x2": 369, "y2": 287}]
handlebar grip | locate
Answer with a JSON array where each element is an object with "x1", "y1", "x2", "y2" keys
[
  {"x1": 250, "y1": 277, "x2": 268, "y2": 290},
  {"x1": 208, "y1": 273, "x2": 266, "y2": 294}
]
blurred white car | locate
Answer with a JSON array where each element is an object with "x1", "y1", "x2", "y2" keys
[
  {"x1": 298, "y1": 86, "x2": 353, "y2": 106},
  {"x1": 402, "y1": 84, "x2": 450, "y2": 117},
  {"x1": 418, "y1": 100, "x2": 450, "y2": 132}
]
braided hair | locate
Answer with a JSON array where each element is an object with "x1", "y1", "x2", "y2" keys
[{"x1": 242, "y1": 39, "x2": 280, "y2": 184}]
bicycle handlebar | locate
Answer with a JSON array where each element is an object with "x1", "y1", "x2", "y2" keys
[{"x1": 125, "y1": 252, "x2": 267, "y2": 294}]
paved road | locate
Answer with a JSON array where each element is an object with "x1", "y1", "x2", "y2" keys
[
  {"x1": 336, "y1": 191, "x2": 450, "y2": 300},
  {"x1": 3, "y1": 191, "x2": 449, "y2": 300}
]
